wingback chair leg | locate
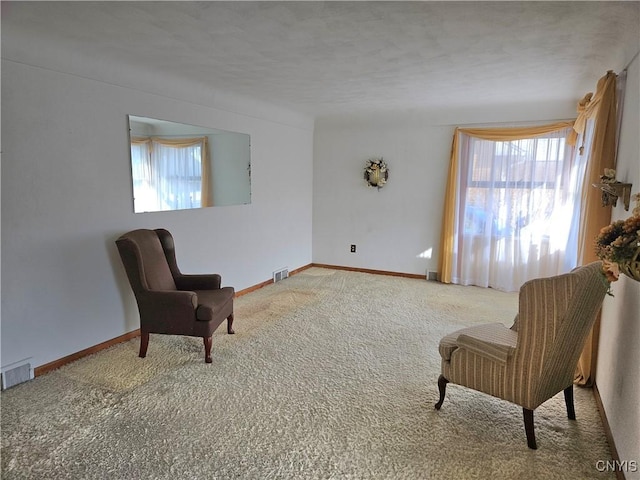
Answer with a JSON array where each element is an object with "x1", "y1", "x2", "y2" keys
[
  {"x1": 523, "y1": 408, "x2": 537, "y2": 449},
  {"x1": 227, "y1": 314, "x2": 235, "y2": 334},
  {"x1": 139, "y1": 331, "x2": 149, "y2": 358},
  {"x1": 435, "y1": 375, "x2": 449, "y2": 410},
  {"x1": 203, "y1": 336, "x2": 213, "y2": 363},
  {"x1": 564, "y1": 385, "x2": 576, "y2": 420}
]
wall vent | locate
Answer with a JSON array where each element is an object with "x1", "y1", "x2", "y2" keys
[
  {"x1": 427, "y1": 271, "x2": 438, "y2": 281},
  {"x1": 273, "y1": 267, "x2": 289, "y2": 283},
  {"x1": 1, "y1": 358, "x2": 34, "y2": 390}
]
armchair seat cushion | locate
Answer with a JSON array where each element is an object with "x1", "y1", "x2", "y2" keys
[
  {"x1": 439, "y1": 322, "x2": 517, "y2": 363},
  {"x1": 194, "y1": 287, "x2": 235, "y2": 321}
]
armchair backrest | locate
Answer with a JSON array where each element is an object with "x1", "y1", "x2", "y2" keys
[
  {"x1": 116, "y1": 229, "x2": 177, "y2": 294},
  {"x1": 512, "y1": 261, "x2": 607, "y2": 407},
  {"x1": 154, "y1": 228, "x2": 184, "y2": 281}
]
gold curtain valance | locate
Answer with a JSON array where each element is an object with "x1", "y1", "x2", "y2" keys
[
  {"x1": 131, "y1": 136, "x2": 208, "y2": 148},
  {"x1": 456, "y1": 121, "x2": 575, "y2": 142},
  {"x1": 131, "y1": 136, "x2": 151, "y2": 146},
  {"x1": 568, "y1": 71, "x2": 617, "y2": 148}
]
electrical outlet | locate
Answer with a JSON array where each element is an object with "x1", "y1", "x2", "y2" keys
[{"x1": 350, "y1": 244, "x2": 356, "y2": 253}]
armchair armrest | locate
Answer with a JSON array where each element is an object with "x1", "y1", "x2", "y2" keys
[
  {"x1": 175, "y1": 274, "x2": 222, "y2": 291},
  {"x1": 456, "y1": 331, "x2": 517, "y2": 364},
  {"x1": 140, "y1": 290, "x2": 197, "y2": 306},
  {"x1": 137, "y1": 290, "x2": 198, "y2": 325},
  {"x1": 440, "y1": 323, "x2": 517, "y2": 363}
]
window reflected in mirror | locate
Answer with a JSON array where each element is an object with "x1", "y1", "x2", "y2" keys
[{"x1": 128, "y1": 115, "x2": 251, "y2": 213}]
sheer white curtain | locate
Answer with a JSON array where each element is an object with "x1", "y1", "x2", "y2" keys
[
  {"x1": 130, "y1": 139, "x2": 154, "y2": 213},
  {"x1": 130, "y1": 138, "x2": 205, "y2": 213},
  {"x1": 150, "y1": 141, "x2": 203, "y2": 211},
  {"x1": 450, "y1": 127, "x2": 586, "y2": 291}
]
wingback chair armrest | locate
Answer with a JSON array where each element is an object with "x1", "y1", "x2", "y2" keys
[
  {"x1": 139, "y1": 290, "x2": 197, "y2": 306},
  {"x1": 456, "y1": 332, "x2": 517, "y2": 364},
  {"x1": 137, "y1": 290, "x2": 198, "y2": 323},
  {"x1": 440, "y1": 323, "x2": 517, "y2": 363},
  {"x1": 174, "y1": 274, "x2": 222, "y2": 291}
]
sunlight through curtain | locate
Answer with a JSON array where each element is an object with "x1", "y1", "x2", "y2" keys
[
  {"x1": 130, "y1": 137, "x2": 154, "y2": 213},
  {"x1": 438, "y1": 122, "x2": 583, "y2": 291},
  {"x1": 130, "y1": 136, "x2": 211, "y2": 212}
]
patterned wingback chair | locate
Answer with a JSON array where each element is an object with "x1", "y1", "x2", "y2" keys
[
  {"x1": 434, "y1": 262, "x2": 608, "y2": 449},
  {"x1": 116, "y1": 228, "x2": 235, "y2": 363}
]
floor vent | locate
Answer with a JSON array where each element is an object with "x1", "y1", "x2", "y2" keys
[
  {"x1": 1, "y1": 359, "x2": 34, "y2": 390},
  {"x1": 427, "y1": 271, "x2": 438, "y2": 281},
  {"x1": 273, "y1": 267, "x2": 289, "y2": 283}
]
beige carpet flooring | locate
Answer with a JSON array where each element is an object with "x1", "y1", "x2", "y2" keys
[{"x1": 1, "y1": 267, "x2": 615, "y2": 479}]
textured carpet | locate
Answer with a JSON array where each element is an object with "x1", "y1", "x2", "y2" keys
[{"x1": 1, "y1": 268, "x2": 614, "y2": 479}]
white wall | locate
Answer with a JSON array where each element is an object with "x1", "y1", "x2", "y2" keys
[
  {"x1": 596, "y1": 54, "x2": 640, "y2": 478},
  {"x1": 1, "y1": 59, "x2": 314, "y2": 369},
  {"x1": 313, "y1": 118, "x2": 451, "y2": 275},
  {"x1": 313, "y1": 103, "x2": 577, "y2": 276}
]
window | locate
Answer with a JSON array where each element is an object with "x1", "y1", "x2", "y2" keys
[
  {"x1": 464, "y1": 135, "x2": 571, "y2": 239},
  {"x1": 450, "y1": 126, "x2": 586, "y2": 291},
  {"x1": 131, "y1": 137, "x2": 208, "y2": 213}
]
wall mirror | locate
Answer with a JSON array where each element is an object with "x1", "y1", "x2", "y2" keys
[{"x1": 128, "y1": 115, "x2": 251, "y2": 213}]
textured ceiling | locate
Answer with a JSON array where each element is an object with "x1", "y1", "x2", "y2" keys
[{"x1": 2, "y1": 1, "x2": 639, "y2": 118}]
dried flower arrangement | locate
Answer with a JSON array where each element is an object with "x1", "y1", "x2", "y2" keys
[{"x1": 595, "y1": 192, "x2": 640, "y2": 284}]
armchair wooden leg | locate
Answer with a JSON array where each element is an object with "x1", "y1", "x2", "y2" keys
[
  {"x1": 564, "y1": 385, "x2": 576, "y2": 420},
  {"x1": 227, "y1": 314, "x2": 235, "y2": 334},
  {"x1": 523, "y1": 408, "x2": 537, "y2": 449},
  {"x1": 139, "y1": 331, "x2": 149, "y2": 358},
  {"x1": 435, "y1": 375, "x2": 449, "y2": 410},
  {"x1": 203, "y1": 336, "x2": 213, "y2": 363}
]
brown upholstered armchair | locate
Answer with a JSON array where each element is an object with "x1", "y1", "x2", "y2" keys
[
  {"x1": 434, "y1": 261, "x2": 608, "y2": 449},
  {"x1": 116, "y1": 228, "x2": 235, "y2": 363}
]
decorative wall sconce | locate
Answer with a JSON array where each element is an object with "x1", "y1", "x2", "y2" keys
[
  {"x1": 592, "y1": 169, "x2": 633, "y2": 210},
  {"x1": 364, "y1": 157, "x2": 389, "y2": 190}
]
